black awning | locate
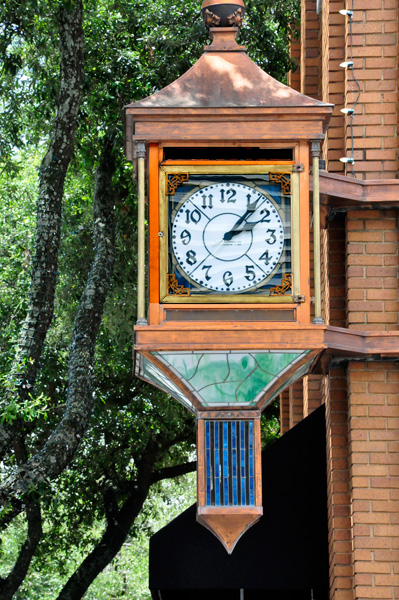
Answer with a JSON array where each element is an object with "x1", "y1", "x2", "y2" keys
[{"x1": 149, "y1": 405, "x2": 329, "y2": 597}]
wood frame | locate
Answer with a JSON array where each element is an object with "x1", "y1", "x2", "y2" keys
[{"x1": 158, "y1": 162, "x2": 299, "y2": 305}]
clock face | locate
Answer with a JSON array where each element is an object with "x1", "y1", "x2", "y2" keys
[{"x1": 171, "y1": 182, "x2": 285, "y2": 293}]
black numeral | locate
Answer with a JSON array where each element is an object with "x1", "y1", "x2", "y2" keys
[
  {"x1": 180, "y1": 230, "x2": 191, "y2": 245},
  {"x1": 223, "y1": 271, "x2": 233, "y2": 288},
  {"x1": 259, "y1": 208, "x2": 271, "y2": 223},
  {"x1": 226, "y1": 189, "x2": 236, "y2": 203},
  {"x1": 202, "y1": 265, "x2": 212, "y2": 281},
  {"x1": 201, "y1": 194, "x2": 213, "y2": 209},
  {"x1": 244, "y1": 265, "x2": 256, "y2": 281},
  {"x1": 186, "y1": 250, "x2": 197, "y2": 266},
  {"x1": 185, "y1": 209, "x2": 201, "y2": 224},
  {"x1": 266, "y1": 229, "x2": 277, "y2": 245},
  {"x1": 259, "y1": 250, "x2": 271, "y2": 265}
]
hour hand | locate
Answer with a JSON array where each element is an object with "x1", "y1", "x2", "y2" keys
[{"x1": 223, "y1": 198, "x2": 259, "y2": 241}]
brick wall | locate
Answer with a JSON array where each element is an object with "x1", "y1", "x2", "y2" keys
[
  {"x1": 346, "y1": 209, "x2": 399, "y2": 331},
  {"x1": 321, "y1": 0, "x2": 346, "y2": 172},
  {"x1": 301, "y1": 0, "x2": 322, "y2": 99},
  {"x1": 289, "y1": 380, "x2": 304, "y2": 428},
  {"x1": 343, "y1": 0, "x2": 399, "y2": 180},
  {"x1": 347, "y1": 361, "x2": 399, "y2": 599},
  {"x1": 280, "y1": 389, "x2": 290, "y2": 435},
  {"x1": 326, "y1": 367, "x2": 352, "y2": 600}
]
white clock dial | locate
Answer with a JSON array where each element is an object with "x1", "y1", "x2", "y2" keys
[{"x1": 171, "y1": 182, "x2": 285, "y2": 293}]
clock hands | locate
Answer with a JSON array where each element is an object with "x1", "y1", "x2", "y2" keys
[{"x1": 223, "y1": 197, "x2": 268, "y2": 241}]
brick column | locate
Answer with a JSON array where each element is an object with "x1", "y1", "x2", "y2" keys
[
  {"x1": 289, "y1": 380, "x2": 304, "y2": 428},
  {"x1": 346, "y1": 209, "x2": 399, "y2": 332},
  {"x1": 347, "y1": 361, "x2": 399, "y2": 599},
  {"x1": 280, "y1": 389, "x2": 290, "y2": 435},
  {"x1": 326, "y1": 367, "x2": 352, "y2": 600},
  {"x1": 301, "y1": 0, "x2": 322, "y2": 99}
]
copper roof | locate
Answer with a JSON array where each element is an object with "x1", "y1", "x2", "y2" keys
[{"x1": 126, "y1": 34, "x2": 330, "y2": 111}]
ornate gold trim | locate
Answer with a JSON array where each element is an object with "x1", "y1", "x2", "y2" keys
[
  {"x1": 270, "y1": 173, "x2": 291, "y2": 195},
  {"x1": 270, "y1": 273, "x2": 292, "y2": 296},
  {"x1": 167, "y1": 274, "x2": 190, "y2": 296},
  {"x1": 167, "y1": 173, "x2": 189, "y2": 195}
]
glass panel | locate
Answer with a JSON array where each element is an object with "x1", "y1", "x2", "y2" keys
[
  {"x1": 136, "y1": 353, "x2": 195, "y2": 413},
  {"x1": 155, "y1": 350, "x2": 309, "y2": 408},
  {"x1": 167, "y1": 173, "x2": 292, "y2": 298},
  {"x1": 204, "y1": 420, "x2": 255, "y2": 507}
]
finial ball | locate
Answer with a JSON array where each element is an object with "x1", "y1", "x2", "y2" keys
[{"x1": 201, "y1": 0, "x2": 246, "y2": 29}]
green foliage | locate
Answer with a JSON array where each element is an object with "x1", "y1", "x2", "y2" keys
[{"x1": 0, "y1": 0, "x2": 297, "y2": 596}]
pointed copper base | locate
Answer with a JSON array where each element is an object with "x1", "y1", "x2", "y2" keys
[{"x1": 197, "y1": 507, "x2": 262, "y2": 553}]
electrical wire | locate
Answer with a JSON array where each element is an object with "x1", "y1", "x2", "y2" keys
[{"x1": 347, "y1": 0, "x2": 361, "y2": 177}]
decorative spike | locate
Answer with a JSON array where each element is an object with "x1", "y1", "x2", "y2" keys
[{"x1": 197, "y1": 508, "x2": 262, "y2": 553}]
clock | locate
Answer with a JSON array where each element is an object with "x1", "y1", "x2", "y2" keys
[{"x1": 171, "y1": 182, "x2": 284, "y2": 293}]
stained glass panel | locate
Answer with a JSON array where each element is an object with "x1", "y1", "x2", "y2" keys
[{"x1": 154, "y1": 350, "x2": 310, "y2": 408}]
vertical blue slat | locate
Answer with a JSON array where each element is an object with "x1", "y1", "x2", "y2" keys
[
  {"x1": 240, "y1": 421, "x2": 246, "y2": 505},
  {"x1": 206, "y1": 421, "x2": 211, "y2": 506},
  {"x1": 232, "y1": 421, "x2": 237, "y2": 505},
  {"x1": 223, "y1": 421, "x2": 228, "y2": 505},
  {"x1": 249, "y1": 420, "x2": 254, "y2": 505},
  {"x1": 215, "y1": 421, "x2": 220, "y2": 506}
]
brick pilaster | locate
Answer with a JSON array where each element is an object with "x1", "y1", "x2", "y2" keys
[
  {"x1": 326, "y1": 367, "x2": 353, "y2": 600},
  {"x1": 289, "y1": 380, "x2": 304, "y2": 428},
  {"x1": 346, "y1": 209, "x2": 399, "y2": 331},
  {"x1": 280, "y1": 389, "x2": 290, "y2": 435},
  {"x1": 347, "y1": 361, "x2": 399, "y2": 600}
]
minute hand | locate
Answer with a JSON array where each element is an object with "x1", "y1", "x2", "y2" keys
[{"x1": 223, "y1": 197, "x2": 260, "y2": 241}]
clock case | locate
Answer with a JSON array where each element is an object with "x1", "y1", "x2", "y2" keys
[{"x1": 160, "y1": 163, "x2": 298, "y2": 304}]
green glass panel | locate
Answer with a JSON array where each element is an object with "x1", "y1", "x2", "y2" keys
[
  {"x1": 139, "y1": 355, "x2": 195, "y2": 413},
  {"x1": 200, "y1": 381, "x2": 243, "y2": 405},
  {"x1": 251, "y1": 351, "x2": 303, "y2": 376},
  {"x1": 224, "y1": 353, "x2": 257, "y2": 383},
  {"x1": 188, "y1": 354, "x2": 229, "y2": 392},
  {"x1": 155, "y1": 350, "x2": 311, "y2": 408},
  {"x1": 159, "y1": 352, "x2": 200, "y2": 381},
  {"x1": 236, "y1": 368, "x2": 275, "y2": 405}
]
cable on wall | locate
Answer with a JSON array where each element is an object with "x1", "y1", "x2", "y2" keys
[{"x1": 339, "y1": 0, "x2": 361, "y2": 177}]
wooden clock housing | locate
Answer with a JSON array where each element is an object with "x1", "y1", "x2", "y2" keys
[{"x1": 125, "y1": 22, "x2": 333, "y2": 552}]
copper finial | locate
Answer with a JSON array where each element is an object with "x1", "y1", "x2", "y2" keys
[{"x1": 201, "y1": 0, "x2": 246, "y2": 29}]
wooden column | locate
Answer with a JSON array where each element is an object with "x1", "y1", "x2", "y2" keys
[
  {"x1": 136, "y1": 142, "x2": 147, "y2": 325},
  {"x1": 312, "y1": 140, "x2": 323, "y2": 324}
]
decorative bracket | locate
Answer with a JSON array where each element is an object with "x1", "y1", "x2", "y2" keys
[
  {"x1": 270, "y1": 173, "x2": 291, "y2": 195},
  {"x1": 167, "y1": 274, "x2": 190, "y2": 296},
  {"x1": 270, "y1": 273, "x2": 292, "y2": 296},
  {"x1": 167, "y1": 173, "x2": 189, "y2": 195}
]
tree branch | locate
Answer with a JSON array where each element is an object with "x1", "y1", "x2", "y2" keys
[
  {"x1": 0, "y1": 132, "x2": 116, "y2": 509},
  {"x1": 0, "y1": 0, "x2": 85, "y2": 465},
  {"x1": 0, "y1": 502, "x2": 42, "y2": 599},
  {"x1": 150, "y1": 460, "x2": 196, "y2": 485}
]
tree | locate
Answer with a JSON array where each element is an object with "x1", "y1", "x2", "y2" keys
[{"x1": 0, "y1": 0, "x2": 298, "y2": 597}]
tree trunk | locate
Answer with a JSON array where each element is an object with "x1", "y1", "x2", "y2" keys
[
  {"x1": 0, "y1": 502, "x2": 42, "y2": 599},
  {"x1": 56, "y1": 453, "x2": 196, "y2": 599},
  {"x1": 0, "y1": 133, "x2": 116, "y2": 507},
  {"x1": 0, "y1": 0, "x2": 84, "y2": 457}
]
